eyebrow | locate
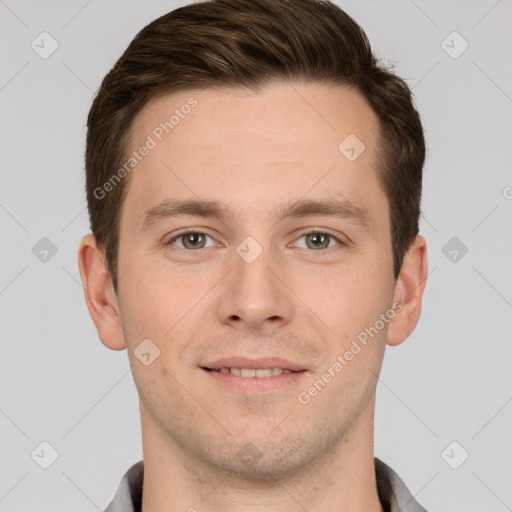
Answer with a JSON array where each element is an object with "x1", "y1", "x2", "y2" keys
[{"x1": 140, "y1": 194, "x2": 371, "y2": 232}]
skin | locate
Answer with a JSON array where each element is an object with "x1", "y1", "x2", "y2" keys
[{"x1": 78, "y1": 80, "x2": 427, "y2": 512}]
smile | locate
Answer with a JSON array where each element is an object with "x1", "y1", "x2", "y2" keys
[
  {"x1": 210, "y1": 367, "x2": 295, "y2": 377},
  {"x1": 202, "y1": 367, "x2": 307, "y2": 393}
]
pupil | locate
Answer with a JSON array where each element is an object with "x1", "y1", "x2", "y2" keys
[
  {"x1": 310, "y1": 233, "x2": 327, "y2": 248},
  {"x1": 187, "y1": 233, "x2": 202, "y2": 246}
]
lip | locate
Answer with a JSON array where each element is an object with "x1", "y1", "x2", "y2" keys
[
  {"x1": 202, "y1": 366, "x2": 307, "y2": 393},
  {"x1": 201, "y1": 357, "x2": 308, "y2": 394},
  {"x1": 201, "y1": 357, "x2": 307, "y2": 372}
]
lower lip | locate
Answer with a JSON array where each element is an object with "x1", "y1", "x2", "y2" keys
[{"x1": 202, "y1": 368, "x2": 307, "y2": 393}]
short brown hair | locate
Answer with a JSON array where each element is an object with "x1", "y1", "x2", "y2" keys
[{"x1": 85, "y1": 0, "x2": 425, "y2": 293}]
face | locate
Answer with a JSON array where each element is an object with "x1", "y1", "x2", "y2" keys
[{"x1": 114, "y1": 81, "x2": 398, "y2": 479}]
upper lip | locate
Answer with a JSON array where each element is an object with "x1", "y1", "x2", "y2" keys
[{"x1": 202, "y1": 357, "x2": 307, "y2": 372}]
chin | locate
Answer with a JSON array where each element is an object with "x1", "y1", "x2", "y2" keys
[{"x1": 200, "y1": 433, "x2": 317, "y2": 483}]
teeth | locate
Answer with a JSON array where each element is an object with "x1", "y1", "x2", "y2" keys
[{"x1": 215, "y1": 368, "x2": 294, "y2": 377}]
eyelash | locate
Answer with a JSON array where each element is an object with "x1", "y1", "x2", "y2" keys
[{"x1": 165, "y1": 228, "x2": 346, "y2": 255}]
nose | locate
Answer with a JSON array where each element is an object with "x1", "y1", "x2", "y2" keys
[{"x1": 216, "y1": 241, "x2": 294, "y2": 333}]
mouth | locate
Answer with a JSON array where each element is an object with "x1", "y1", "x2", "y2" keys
[
  {"x1": 201, "y1": 357, "x2": 307, "y2": 393},
  {"x1": 203, "y1": 367, "x2": 298, "y2": 377}
]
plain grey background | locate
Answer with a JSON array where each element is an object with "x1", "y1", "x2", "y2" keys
[{"x1": 1, "y1": 0, "x2": 511, "y2": 510}]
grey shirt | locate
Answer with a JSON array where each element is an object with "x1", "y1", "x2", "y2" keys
[{"x1": 104, "y1": 457, "x2": 428, "y2": 512}]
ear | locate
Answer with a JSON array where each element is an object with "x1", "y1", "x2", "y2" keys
[
  {"x1": 386, "y1": 235, "x2": 428, "y2": 347},
  {"x1": 77, "y1": 233, "x2": 127, "y2": 351}
]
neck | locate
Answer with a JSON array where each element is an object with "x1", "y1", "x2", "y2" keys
[{"x1": 140, "y1": 399, "x2": 383, "y2": 512}]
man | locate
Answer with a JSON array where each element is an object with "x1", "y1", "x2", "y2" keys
[{"x1": 78, "y1": 0, "x2": 429, "y2": 510}]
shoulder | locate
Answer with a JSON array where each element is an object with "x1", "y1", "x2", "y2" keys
[
  {"x1": 103, "y1": 460, "x2": 144, "y2": 512},
  {"x1": 375, "y1": 457, "x2": 429, "y2": 512}
]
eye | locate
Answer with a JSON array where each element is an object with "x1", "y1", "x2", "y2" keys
[
  {"x1": 166, "y1": 230, "x2": 217, "y2": 250},
  {"x1": 165, "y1": 229, "x2": 346, "y2": 253},
  {"x1": 292, "y1": 231, "x2": 345, "y2": 251}
]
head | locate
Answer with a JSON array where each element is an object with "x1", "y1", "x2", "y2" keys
[{"x1": 79, "y1": 0, "x2": 427, "y2": 481}]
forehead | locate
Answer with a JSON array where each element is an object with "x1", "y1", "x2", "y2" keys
[
  {"x1": 131, "y1": 81, "x2": 379, "y2": 161},
  {"x1": 123, "y1": 81, "x2": 386, "y2": 227}
]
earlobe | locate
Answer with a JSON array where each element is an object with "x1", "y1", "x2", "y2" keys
[
  {"x1": 386, "y1": 235, "x2": 428, "y2": 347},
  {"x1": 77, "y1": 234, "x2": 127, "y2": 351}
]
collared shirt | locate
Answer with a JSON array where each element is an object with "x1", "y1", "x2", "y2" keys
[{"x1": 103, "y1": 457, "x2": 428, "y2": 512}]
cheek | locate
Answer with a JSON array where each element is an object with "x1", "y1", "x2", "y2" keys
[
  {"x1": 118, "y1": 259, "x2": 225, "y2": 377},
  {"x1": 300, "y1": 264, "x2": 389, "y2": 327},
  {"x1": 119, "y1": 256, "x2": 199, "y2": 333}
]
